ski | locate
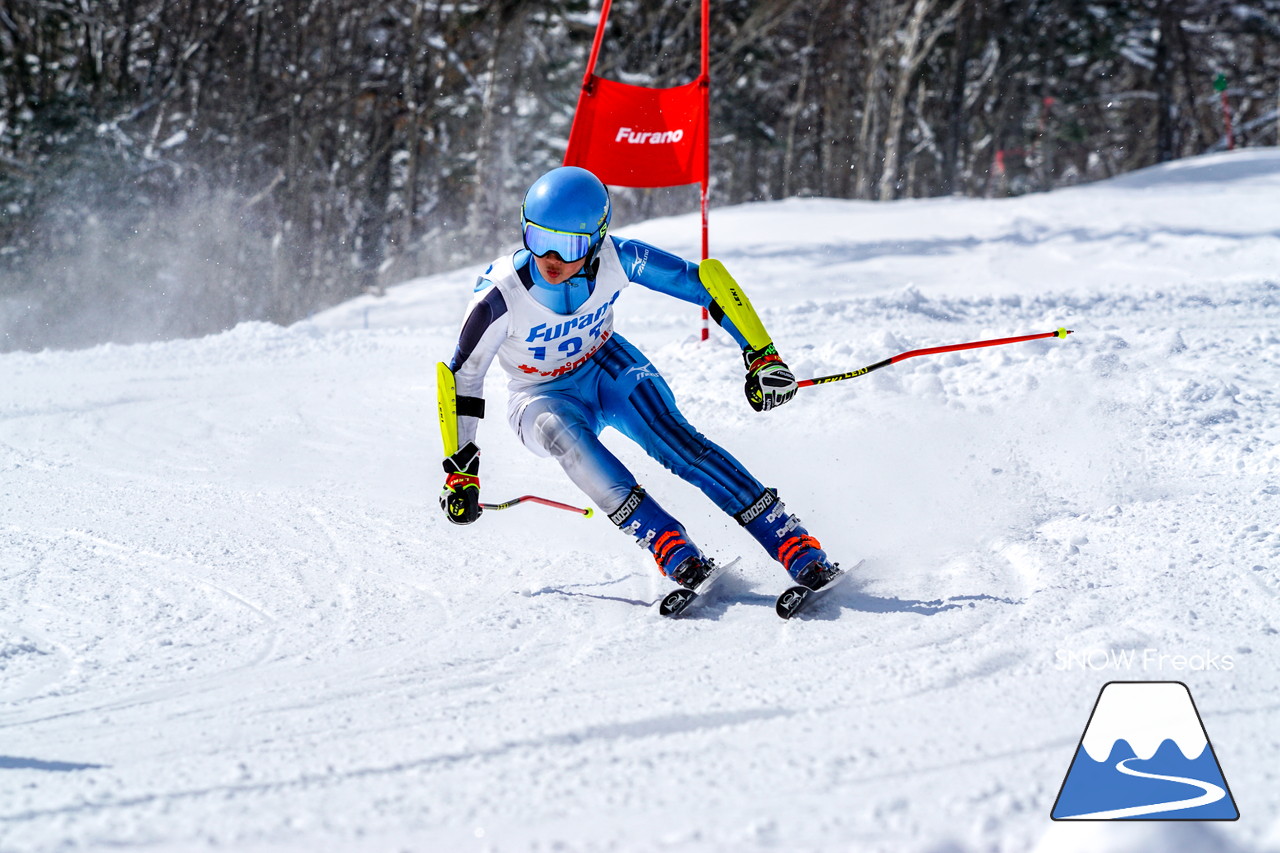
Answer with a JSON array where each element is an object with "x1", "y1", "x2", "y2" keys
[
  {"x1": 658, "y1": 557, "x2": 738, "y2": 618},
  {"x1": 775, "y1": 559, "x2": 864, "y2": 620}
]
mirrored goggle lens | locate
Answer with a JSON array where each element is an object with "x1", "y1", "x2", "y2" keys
[{"x1": 523, "y1": 223, "x2": 592, "y2": 262}]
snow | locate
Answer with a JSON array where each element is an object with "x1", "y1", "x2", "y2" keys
[
  {"x1": 3, "y1": 148, "x2": 1280, "y2": 852},
  {"x1": 1032, "y1": 822, "x2": 1253, "y2": 853}
]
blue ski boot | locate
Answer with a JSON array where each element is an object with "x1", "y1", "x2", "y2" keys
[
  {"x1": 609, "y1": 486, "x2": 714, "y2": 589},
  {"x1": 736, "y1": 488, "x2": 839, "y2": 589}
]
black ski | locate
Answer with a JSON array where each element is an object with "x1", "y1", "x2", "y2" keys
[
  {"x1": 775, "y1": 559, "x2": 863, "y2": 619},
  {"x1": 658, "y1": 557, "x2": 737, "y2": 618}
]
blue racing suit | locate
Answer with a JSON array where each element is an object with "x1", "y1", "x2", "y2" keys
[{"x1": 445, "y1": 235, "x2": 829, "y2": 581}]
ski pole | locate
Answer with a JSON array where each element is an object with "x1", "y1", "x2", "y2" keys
[
  {"x1": 798, "y1": 327, "x2": 1073, "y2": 388},
  {"x1": 480, "y1": 495, "x2": 594, "y2": 517}
]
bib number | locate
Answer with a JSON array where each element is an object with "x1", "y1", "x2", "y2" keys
[{"x1": 529, "y1": 336, "x2": 584, "y2": 361}]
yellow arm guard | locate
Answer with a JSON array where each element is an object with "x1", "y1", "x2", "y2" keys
[
  {"x1": 698, "y1": 259, "x2": 772, "y2": 351},
  {"x1": 436, "y1": 362, "x2": 459, "y2": 457}
]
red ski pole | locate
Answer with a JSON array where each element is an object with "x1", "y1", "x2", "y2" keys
[
  {"x1": 480, "y1": 495, "x2": 594, "y2": 517},
  {"x1": 798, "y1": 327, "x2": 1073, "y2": 388}
]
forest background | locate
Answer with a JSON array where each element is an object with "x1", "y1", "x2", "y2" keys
[{"x1": 2, "y1": 0, "x2": 1278, "y2": 352}]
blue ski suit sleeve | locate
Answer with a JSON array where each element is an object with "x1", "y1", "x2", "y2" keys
[{"x1": 610, "y1": 237, "x2": 750, "y2": 349}]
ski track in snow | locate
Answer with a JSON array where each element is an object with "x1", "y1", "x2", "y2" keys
[{"x1": 3, "y1": 150, "x2": 1280, "y2": 852}]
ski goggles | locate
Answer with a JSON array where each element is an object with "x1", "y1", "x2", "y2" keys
[{"x1": 522, "y1": 221, "x2": 595, "y2": 263}]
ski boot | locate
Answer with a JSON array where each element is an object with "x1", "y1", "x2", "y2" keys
[
  {"x1": 736, "y1": 487, "x2": 839, "y2": 588},
  {"x1": 609, "y1": 485, "x2": 711, "y2": 588}
]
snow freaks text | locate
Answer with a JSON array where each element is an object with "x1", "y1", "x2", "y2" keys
[{"x1": 1055, "y1": 648, "x2": 1236, "y2": 672}]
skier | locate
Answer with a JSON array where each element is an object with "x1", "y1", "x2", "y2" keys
[{"x1": 437, "y1": 166, "x2": 840, "y2": 592}]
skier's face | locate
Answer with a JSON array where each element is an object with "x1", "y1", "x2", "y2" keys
[{"x1": 534, "y1": 251, "x2": 586, "y2": 285}]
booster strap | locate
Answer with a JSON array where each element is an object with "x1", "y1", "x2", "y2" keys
[
  {"x1": 734, "y1": 488, "x2": 778, "y2": 526},
  {"x1": 608, "y1": 485, "x2": 646, "y2": 527}
]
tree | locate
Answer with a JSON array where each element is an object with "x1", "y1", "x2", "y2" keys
[{"x1": 1, "y1": 0, "x2": 1278, "y2": 351}]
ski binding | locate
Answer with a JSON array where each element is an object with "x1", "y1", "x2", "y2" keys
[
  {"x1": 775, "y1": 559, "x2": 864, "y2": 619},
  {"x1": 658, "y1": 557, "x2": 738, "y2": 618}
]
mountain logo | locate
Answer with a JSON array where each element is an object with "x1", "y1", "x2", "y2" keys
[{"x1": 1051, "y1": 681, "x2": 1238, "y2": 820}]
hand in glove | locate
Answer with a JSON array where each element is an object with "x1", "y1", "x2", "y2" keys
[
  {"x1": 440, "y1": 441, "x2": 482, "y2": 524},
  {"x1": 743, "y1": 343, "x2": 798, "y2": 412}
]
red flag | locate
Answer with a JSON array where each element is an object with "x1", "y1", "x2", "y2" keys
[
  {"x1": 564, "y1": 75, "x2": 707, "y2": 188},
  {"x1": 564, "y1": 0, "x2": 712, "y2": 338}
]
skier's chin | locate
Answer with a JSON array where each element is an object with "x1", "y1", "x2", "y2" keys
[{"x1": 535, "y1": 254, "x2": 584, "y2": 284}]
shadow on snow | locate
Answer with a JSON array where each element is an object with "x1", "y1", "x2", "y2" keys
[{"x1": 0, "y1": 756, "x2": 106, "y2": 772}]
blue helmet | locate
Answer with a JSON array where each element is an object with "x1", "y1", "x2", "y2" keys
[{"x1": 521, "y1": 167, "x2": 611, "y2": 265}]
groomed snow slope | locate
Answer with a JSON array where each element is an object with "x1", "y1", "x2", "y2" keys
[{"x1": 3, "y1": 149, "x2": 1279, "y2": 853}]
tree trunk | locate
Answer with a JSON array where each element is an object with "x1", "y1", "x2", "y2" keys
[
  {"x1": 878, "y1": 0, "x2": 962, "y2": 200},
  {"x1": 941, "y1": 0, "x2": 972, "y2": 194},
  {"x1": 855, "y1": 1, "x2": 902, "y2": 199},
  {"x1": 400, "y1": 1, "x2": 426, "y2": 264},
  {"x1": 879, "y1": 0, "x2": 933, "y2": 200},
  {"x1": 1154, "y1": 0, "x2": 1178, "y2": 163},
  {"x1": 781, "y1": 11, "x2": 818, "y2": 198}
]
